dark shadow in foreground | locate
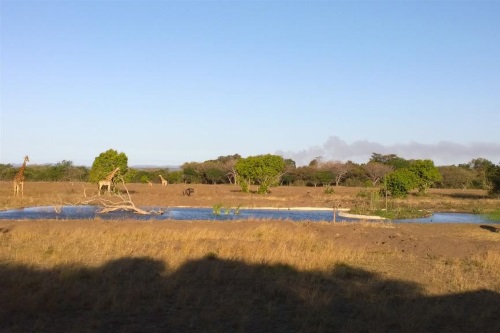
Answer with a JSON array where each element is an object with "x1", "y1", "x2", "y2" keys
[
  {"x1": 480, "y1": 224, "x2": 500, "y2": 233},
  {"x1": 1, "y1": 257, "x2": 499, "y2": 333}
]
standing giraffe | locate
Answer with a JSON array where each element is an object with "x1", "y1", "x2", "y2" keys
[
  {"x1": 13, "y1": 156, "x2": 29, "y2": 197},
  {"x1": 98, "y1": 167, "x2": 120, "y2": 196},
  {"x1": 159, "y1": 175, "x2": 168, "y2": 186}
]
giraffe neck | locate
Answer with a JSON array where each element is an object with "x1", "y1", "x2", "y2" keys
[
  {"x1": 14, "y1": 161, "x2": 27, "y2": 182},
  {"x1": 105, "y1": 168, "x2": 119, "y2": 181}
]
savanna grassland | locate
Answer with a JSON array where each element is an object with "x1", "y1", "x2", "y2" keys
[{"x1": 0, "y1": 182, "x2": 499, "y2": 332}]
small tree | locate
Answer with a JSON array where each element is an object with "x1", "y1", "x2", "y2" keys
[
  {"x1": 204, "y1": 168, "x2": 227, "y2": 184},
  {"x1": 488, "y1": 163, "x2": 500, "y2": 196},
  {"x1": 235, "y1": 154, "x2": 286, "y2": 194},
  {"x1": 0, "y1": 164, "x2": 16, "y2": 181},
  {"x1": 370, "y1": 153, "x2": 410, "y2": 169},
  {"x1": 409, "y1": 159, "x2": 442, "y2": 195},
  {"x1": 167, "y1": 170, "x2": 183, "y2": 184},
  {"x1": 386, "y1": 168, "x2": 419, "y2": 198},
  {"x1": 311, "y1": 169, "x2": 334, "y2": 187},
  {"x1": 363, "y1": 162, "x2": 394, "y2": 186},
  {"x1": 438, "y1": 166, "x2": 475, "y2": 189},
  {"x1": 89, "y1": 149, "x2": 128, "y2": 184},
  {"x1": 321, "y1": 161, "x2": 353, "y2": 186},
  {"x1": 461, "y1": 158, "x2": 496, "y2": 190}
]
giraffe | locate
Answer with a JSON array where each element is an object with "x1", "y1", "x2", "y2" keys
[
  {"x1": 98, "y1": 167, "x2": 120, "y2": 196},
  {"x1": 13, "y1": 156, "x2": 29, "y2": 197},
  {"x1": 147, "y1": 180, "x2": 153, "y2": 187},
  {"x1": 159, "y1": 175, "x2": 168, "y2": 186}
]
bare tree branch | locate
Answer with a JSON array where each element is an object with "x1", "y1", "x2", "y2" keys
[{"x1": 78, "y1": 176, "x2": 163, "y2": 215}]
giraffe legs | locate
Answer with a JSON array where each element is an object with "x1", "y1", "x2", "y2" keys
[
  {"x1": 13, "y1": 182, "x2": 24, "y2": 197},
  {"x1": 98, "y1": 181, "x2": 113, "y2": 196}
]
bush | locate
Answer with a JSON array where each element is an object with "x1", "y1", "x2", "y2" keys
[
  {"x1": 386, "y1": 169, "x2": 419, "y2": 198},
  {"x1": 324, "y1": 187, "x2": 335, "y2": 194}
]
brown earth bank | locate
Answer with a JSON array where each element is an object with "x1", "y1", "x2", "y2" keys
[
  {"x1": 0, "y1": 182, "x2": 499, "y2": 332},
  {"x1": 1, "y1": 181, "x2": 499, "y2": 212}
]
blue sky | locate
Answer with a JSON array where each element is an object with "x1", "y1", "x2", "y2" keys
[{"x1": 1, "y1": 0, "x2": 499, "y2": 167}]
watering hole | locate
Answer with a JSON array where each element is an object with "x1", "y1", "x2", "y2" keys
[{"x1": 0, "y1": 206, "x2": 498, "y2": 223}]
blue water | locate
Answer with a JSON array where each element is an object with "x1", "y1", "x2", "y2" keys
[
  {"x1": 393, "y1": 212, "x2": 494, "y2": 224},
  {"x1": 0, "y1": 206, "x2": 349, "y2": 222},
  {"x1": 0, "y1": 206, "x2": 497, "y2": 224}
]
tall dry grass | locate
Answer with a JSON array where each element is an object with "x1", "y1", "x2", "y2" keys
[
  {"x1": 1, "y1": 219, "x2": 499, "y2": 332},
  {"x1": 1, "y1": 220, "x2": 367, "y2": 271},
  {"x1": 1, "y1": 182, "x2": 500, "y2": 331}
]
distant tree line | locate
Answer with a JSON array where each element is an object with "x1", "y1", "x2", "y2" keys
[
  {"x1": 0, "y1": 160, "x2": 89, "y2": 182},
  {"x1": 1, "y1": 151, "x2": 499, "y2": 196}
]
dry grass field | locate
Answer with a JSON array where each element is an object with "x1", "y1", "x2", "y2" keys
[
  {"x1": 1, "y1": 181, "x2": 499, "y2": 212},
  {"x1": 0, "y1": 182, "x2": 499, "y2": 332}
]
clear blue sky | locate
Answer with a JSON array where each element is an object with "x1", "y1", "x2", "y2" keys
[{"x1": 1, "y1": 0, "x2": 499, "y2": 167}]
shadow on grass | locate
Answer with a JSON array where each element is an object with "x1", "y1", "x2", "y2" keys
[
  {"x1": 1, "y1": 257, "x2": 499, "y2": 332},
  {"x1": 443, "y1": 193, "x2": 489, "y2": 199},
  {"x1": 480, "y1": 225, "x2": 500, "y2": 233}
]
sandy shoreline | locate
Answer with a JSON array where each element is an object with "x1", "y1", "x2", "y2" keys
[
  {"x1": 174, "y1": 206, "x2": 385, "y2": 220},
  {"x1": 338, "y1": 211, "x2": 386, "y2": 220}
]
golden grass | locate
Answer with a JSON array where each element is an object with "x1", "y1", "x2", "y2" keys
[
  {"x1": 1, "y1": 220, "x2": 365, "y2": 271},
  {"x1": 425, "y1": 251, "x2": 500, "y2": 293},
  {"x1": 2, "y1": 219, "x2": 498, "y2": 293},
  {"x1": 1, "y1": 220, "x2": 499, "y2": 332},
  {"x1": 1, "y1": 181, "x2": 498, "y2": 212},
  {"x1": 1, "y1": 182, "x2": 500, "y2": 331}
]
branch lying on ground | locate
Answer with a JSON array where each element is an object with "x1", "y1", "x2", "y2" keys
[{"x1": 79, "y1": 176, "x2": 163, "y2": 215}]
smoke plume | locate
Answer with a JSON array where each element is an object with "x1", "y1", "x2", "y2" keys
[{"x1": 278, "y1": 136, "x2": 500, "y2": 166}]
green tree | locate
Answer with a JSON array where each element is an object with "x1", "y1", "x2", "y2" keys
[
  {"x1": 370, "y1": 153, "x2": 410, "y2": 169},
  {"x1": 204, "y1": 168, "x2": 227, "y2": 184},
  {"x1": 437, "y1": 166, "x2": 475, "y2": 189},
  {"x1": 167, "y1": 170, "x2": 183, "y2": 184},
  {"x1": 235, "y1": 154, "x2": 286, "y2": 194},
  {"x1": 310, "y1": 169, "x2": 334, "y2": 187},
  {"x1": 0, "y1": 164, "x2": 15, "y2": 181},
  {"x1": 408, "y1": 159, "x2": 442, "y2": 194},
  {"x1": 460, "y1": 158, "x2": 496, "y2": 190},
  {"x1": 48, "y1": 160, "x2": 88, "y2": 182},
  {"x1": 280, "y1": 158, "x2": 297, "y2": 185},
  {"x1": 488, "y1": 164, "x2": 500, "y2": 196},
  {"x1": 182, "y1": 165, "x2": 201, "y2": 184},
  {"x1": 308, "y1": 156, "x2": 322, "y2": 167},
  {"x1": 89, "y1": 149, "x2": 128, "y2": 184},
  {"x1": 386, "y1": 169, "x2": 419, "y2": 198}
]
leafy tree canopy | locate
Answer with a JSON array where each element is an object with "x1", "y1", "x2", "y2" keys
[
  {"x1": 204, "y1": 168, "x2": 227, "y2": 184},
  {"x1": 386, "y1": 168, "x2": 419, "y2": 198},
  {"x1": 370, "y1": 153, "x2": 410, "y2": 169},
  {"x1": 408, "y1": 159, "x2": 442, "y2": 194},
  {"x1": 89, "y1": 149, "x2": 128, "y2": 183},
  {"x1": 438, "y1": 166, "x2": 475, "y2": 189},
  {"x1": 308, "y1": 156, "x2": 322, "y2": 167},
  {"x1": 235, "y1": 154, "x2": 286, "y2": 194},
  {"x1": 208, "y1": 154, "x2": 242, "y2": 164},
  {"x1": 488, "y1": 163, "x2": 500, "y2": 196}
]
